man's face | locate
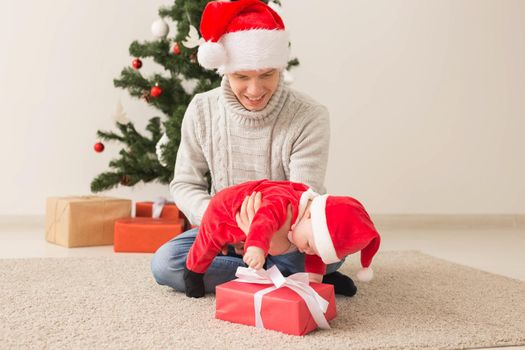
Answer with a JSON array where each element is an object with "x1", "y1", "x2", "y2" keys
[{"x1": 226, "y1": 68, "x2": 280, "y2": 111}]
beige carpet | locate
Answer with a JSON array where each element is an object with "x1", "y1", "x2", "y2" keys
[{"x1": 0, "y1": 251, "x2": 524, "y2": 349}]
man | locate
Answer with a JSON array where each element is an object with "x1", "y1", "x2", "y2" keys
[{"x1": 151, "y1": 0, "x2": 356, "y2": 297}]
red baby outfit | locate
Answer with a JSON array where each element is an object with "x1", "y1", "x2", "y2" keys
[{"x1": 185, "y1": 179, "x2": 327, "y2": 274}]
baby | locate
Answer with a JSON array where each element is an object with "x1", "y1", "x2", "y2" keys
[{"x1": 183, "y1": 179, "x2": 380, "y2": 298}]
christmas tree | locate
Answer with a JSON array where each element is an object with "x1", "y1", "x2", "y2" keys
[{"x1": 91, "y1": 0, "x2": 298, "y2": 193}]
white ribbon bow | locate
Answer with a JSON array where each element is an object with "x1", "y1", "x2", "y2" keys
[{"x1": 234, "y1": 266, "x2": 331, "y2": 330}]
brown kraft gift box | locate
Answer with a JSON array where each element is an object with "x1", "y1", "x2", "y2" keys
[{"x1": 45, "y1": 196, "x2": 131, "y2": 247}]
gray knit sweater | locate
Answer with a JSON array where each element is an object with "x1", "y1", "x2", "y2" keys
[{"x1": 170, "y1": 75, "x2": 330, "y2": 225}]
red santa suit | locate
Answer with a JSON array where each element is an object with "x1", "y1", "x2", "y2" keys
[{"x1": 185, "y1": 179, "x2": 327, "y2": 275}]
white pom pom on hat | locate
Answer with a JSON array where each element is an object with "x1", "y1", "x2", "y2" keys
[
  {"x1": 356, "y1": 267, "x2": 374, "y2": 282},
  {"x1": 197, "y1": 41, "x2": 228, "y2": 70}
]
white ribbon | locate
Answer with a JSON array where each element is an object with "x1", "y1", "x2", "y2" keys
[
  {"x1": 151, "y1": 197, "x2": 166, "y2": 219},
  {"x1": 234, "y1": 266, "x2": 331, "y2": 330}
]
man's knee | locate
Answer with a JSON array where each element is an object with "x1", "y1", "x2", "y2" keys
[
  {"x1": 150, "y1": 246, "x2": 171, "y2": 285},
  {"x1": 151, "y1": 227, "x2": 198, "y2": 284},
  {"x1": 150, "y1": 240, "x2": 186, "y2": 291}
]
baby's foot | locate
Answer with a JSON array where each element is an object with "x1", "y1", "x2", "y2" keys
[{"x1": 322, "y1": 271, "x2": 357, "y2": 297}]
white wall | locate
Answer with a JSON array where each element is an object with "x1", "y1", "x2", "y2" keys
[{"x1": 1, "y1": 0, "x2": 524, "y2": 216}]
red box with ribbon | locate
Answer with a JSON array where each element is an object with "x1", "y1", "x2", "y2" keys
[
  {"x1": 215, "y1": 266, "x2": 337, "y2": 336},
  {"x1": 113, "y1": 198, "x2": 188, "y2": 253}
]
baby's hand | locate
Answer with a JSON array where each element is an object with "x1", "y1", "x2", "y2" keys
[
  {"x1": 243, "y1": 246, "x2": 265, "y2": 270},
  {"x1": 308, "y1": 273, "x2": 323, "y2": 283}
]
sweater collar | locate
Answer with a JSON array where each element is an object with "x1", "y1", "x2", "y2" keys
[{"x1": 220, "y1": 73, "x2": 288, "y2": 127}]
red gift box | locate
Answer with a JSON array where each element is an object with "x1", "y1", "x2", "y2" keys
[
  {"x1": 216, "y1": 279, "x2": 337, "y2": 335},
  {"x1": 135, "y1": 201, "x2": 181, "y2": 220},
  {"x1": 113, "y1": 217, "x2": 184, "y2": 253}
]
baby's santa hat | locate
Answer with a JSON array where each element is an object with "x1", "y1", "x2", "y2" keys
[
  {"x1": 310, "y1": 195, "x2": 381, "y2": 282},
  {"x1": 198, "y1": 0, "x2": 290, "y2": 75}
]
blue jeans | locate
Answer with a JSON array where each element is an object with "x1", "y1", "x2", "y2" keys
[{"x1": 151, "y1": 227, "x2": 345, "y2": 293}]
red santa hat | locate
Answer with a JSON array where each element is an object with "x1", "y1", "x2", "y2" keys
[
  {"x1": 310, "y1": 195, "x2": 381, "y2": 282},
  {"x1": 198, "y1": 0, "x2": 290, "y2": 75}
]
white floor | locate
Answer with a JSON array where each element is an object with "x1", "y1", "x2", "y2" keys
[{"x1": 1, "y1": 217, "x2": 524, "y2": 350}]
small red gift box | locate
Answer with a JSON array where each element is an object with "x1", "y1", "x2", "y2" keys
[
  {"x1": 216, "y1": 280, "x2": 337, "y2": 335},
  {"x1": 113, "y1": 217, "x2": 184, "y2": 253},
  {"x1": 135, "y1": 201, "x2": 181, "y2": 220}
]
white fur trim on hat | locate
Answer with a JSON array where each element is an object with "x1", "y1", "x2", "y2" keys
[
  {"x1": 310, "y1": 195, "x2": 340, "y2": 264},
  {"x1": 216, "y1": 29, "x2": 290, "y2": 75},
  {"x1": 291, "y1": 188, "x2": 319, "y2": 229}
]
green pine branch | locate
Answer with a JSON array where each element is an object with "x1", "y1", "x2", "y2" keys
[{"x1": 91, "y1": 117, "x2": 172, "y2": 192}]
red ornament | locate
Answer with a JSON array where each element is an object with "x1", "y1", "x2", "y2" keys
[
  {"x1": 150, "y1": 84, "x2": 163, "y2": 98},
  {"x1": 94, "y1": 142, "x2": 105, "y2": 153},
  {"x1": 132, "y1": 58, "x2": 142, "y2": 70},
  {"x1": 172, "y1": 42, "x2": 181, "y2": 55}
]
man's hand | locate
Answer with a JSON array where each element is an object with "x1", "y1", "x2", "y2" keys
[
  {"x1": 221, "y1": 191, "x2": 261, "y2": 256},
  {"x1": 243, "y1": 246, "x2": 265, "y2": 270},
  {"x1": 235, "y1": 191, "x2": 262, "y2": 235}
]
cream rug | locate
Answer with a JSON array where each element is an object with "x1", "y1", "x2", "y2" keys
[{"x1": 0, "y1": 251, "x2": 524, "y2": 349}]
